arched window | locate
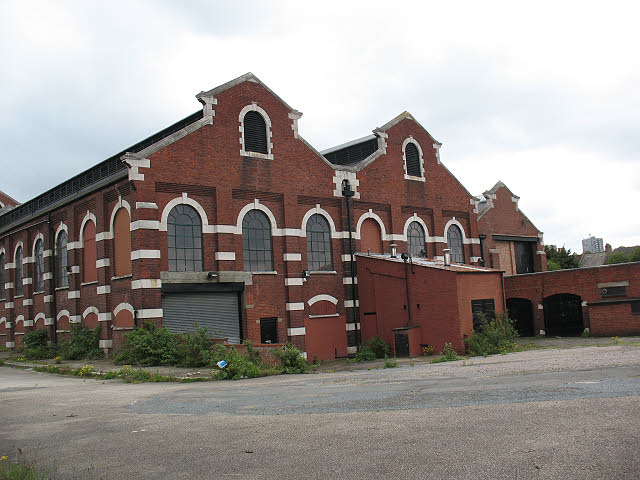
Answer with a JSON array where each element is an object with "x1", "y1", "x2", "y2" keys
[
  {"x1": 34, "y1": 239, "x2": 44, "y2": 292},
  {"x1": 15, "y1": 246, "x2": 23, "y2": 296},
  {"x1": 0, "y1": 252, "x2": 5, "y2": 300},
  {"x1": 113, "y1": 208, "x2": 132, "y2": 277},
  {"x1": 56, "y1": 231, "x2": 69, "y2": 288},
  {"x1": 242, "y1": 210, "x2": 273, "y2": 272},
  {"x1": 447, "y1": 224, "x2": 464, "y2": 263},
  {"x1": 167, "y1": 205, "x2": 203, "y2": 272},
  {"x1": 307, "y1": 214, "x2": 333, "y2": 271},
  {"x1": 405, "y1": 143, "x2": 422, "y2": 177},
  {"x1": 407, "y1": 221, "x2": 426, "y2": 257},
  {"x1": 83, "y1": 220, "x2": 97, "y2": 283},
  {"x1": 243, "y1": 111, "x2": 268, "y2": 154}
]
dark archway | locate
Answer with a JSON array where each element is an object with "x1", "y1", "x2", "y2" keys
[
  {"x1": 506, "y1": 298, "x2": 534, "y2": 337},
  {"x1": 543, "y1": 293, "x2": 584, "y2": 336}
]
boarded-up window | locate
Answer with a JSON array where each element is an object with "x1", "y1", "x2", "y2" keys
[
  {"x1": 360, "y1": 218, "x2": 383, "y2": 254},
  {"x1": 243, "y1": 111, "x2": 268, "y2": 154},
  {"x1": 113, "y1": 208, "x2": 132, "y2": 277},
  {"x1": 405, "y1": 143, "x2": 421, "y2": 177},
  {"x1": 83, "y1": 220, "x2": 97, "y2": 283}
]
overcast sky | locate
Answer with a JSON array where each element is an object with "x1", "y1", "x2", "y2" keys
[{"x1": 1, "y1": 0, "x2": 638, "y2": 252}]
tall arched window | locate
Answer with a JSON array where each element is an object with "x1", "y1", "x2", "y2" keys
[
  {"x1": 407, "y1": 221, "x2": 426, "y2": 257},
  {"x1": 83, "y1": 220, "x2": 97, "y2": 283},
  {"x1": 167, "y1": 205, "x2": 203, "y2": 272},
  {"x1": 0, "y1": 252, "x2": 5, "y2": 299},
  {"x1": 405, "y1": 143, "x2": 422, "y2": 177},
  {"x1": 447, "y1": 224, "x2": 464, "y2": 263},
  {"x1": 307, "y1": 214, "x2": 333, "y2": 271},
  {"x1": 113, "y1": 208, "x2": 132, "y2": 277},
  {"x1": 57, "y1": 231, "x2": 69, "y2": 288},
  {"x1": 243, "y1": 111, "x2": 268, "y2": 154},
  {"x1": 15, "y1": 246, "x2": 23, "y2": 296},
  {"x1": 34, "y1": 239, "x2": 44, "y2": 292},
  {"x1": 242, "y1": 210, "x2": 273, "y2": 272}
]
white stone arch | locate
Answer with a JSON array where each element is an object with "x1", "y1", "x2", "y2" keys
[
  {"x1": 239, "y1": 103, "x2": 274, "y2": 159},
  {"x1": 15, "y1": 315, "x2": 24, "y2": 325},
  {"x1": 159, "y1": 194, "x2": 209, "y2": 232},
  {"x1": 355, "y1": 210, "x2": 387, "y2": 241},
  {"x1": 31, "y1": 232, "x2": 45, "y2": 258},
  {"x1": 83, "y1": 306, "x2": 99, "y2": 319},
  {"x1": 13, "y1": 240, "x2": 24, "y2": 261},
  {"x1": 55, "y1": 222, "x2": 69, "y2": 244},
  {"x1": 307, "y1": 294, "x2": 338, "y2": 306},
  {"x1": 300, "y1": 205, "x2": 338, "y2": 238},
  {"x1": 443, "y1": 217, "x2": 468, "y2": 242},
  {"x1": 79, "y1": 210, "x2": 98, "y2": 247},
  {"x1": 34, "y1": 312, "x2": 46, "y2": 327},
  {"x1": 113, "y1": 302, "x2": 135, "y2": 318},
  {"x1": 57, "y1": 310, "x2": 70, "y2": 321},
  {"x1": 402, "y1": 136, "x2": 425, "y2": 179},
  {"x1": 236, "y1": 200, "x2": 279, "y2": 235},
  {"x1": 0, "y1": 245, "x2": 5, "y2": 256},
  {"x1": 109, "y1": 197, "x2": 133, "y2": 235},
  {"x1": 402, "y1": 214, "x2": 430, "y2": 240},
  {"x1": 0, "y1": 317, "x2": 5, "y2": 327}
]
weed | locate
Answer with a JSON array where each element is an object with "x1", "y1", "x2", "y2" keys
[
  {"x1": 581, "y1": 329, "x2": 593, "y2": 338},
  {"x1": 465, "y1": 313, "x2": 519, "y2": 357},
  {"x1": 409, "y1": 360, "x2": 415, "y2": 367},
  {"x1": 611, "y1": 336, "x2": 621, "y2": 344},
  {"x1": 383, "y1": 356, "x2": 397, "y2": 368},
  {"x1": 430, "y1": 343, "x2": 460, "y2": 363},
  {"x1": 274, "y1": 343, "x2": 307, "y2": 374},
  {"x1": 421, "y1": 345, "x2": 434, "y2": 356},
  {"x1": 61, "y1": 325, "x2": 103, "y2": 360},
  {"x1": 0, "y1": 452, "x2": 50, "y2": 480}
]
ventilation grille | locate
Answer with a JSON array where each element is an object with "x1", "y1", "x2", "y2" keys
[
  {"x1": 232, "y1": 189, "x2": 283, "y2": 203},
  {"x1": 243, "y1": 111, "x2": 268, "y2": 154},
  {"x1": 324, "y1": 138, "x2": 378, "y2": 166},
  {"x1": 405, "y1": 143, "x2": 421, "y2": 176},
  {"x1": 156, "y1": 182, "x2": 217, "y2": 198},
  {"x1": 298, "y1": 196, "x2": 341, "y2": 208}
]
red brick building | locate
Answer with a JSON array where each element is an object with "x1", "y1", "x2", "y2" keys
[
  {"x1": 357, "y1": 253, "x2": 504, "y2": 356},
  {"x1": 0, "y1": 73, "x2": 484, "y2": 357},
  {"x1": 0, "y1": 190, "x2": 19, "y2": 210}
]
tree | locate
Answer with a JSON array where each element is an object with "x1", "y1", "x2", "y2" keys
[
  {"x1": 631, "y1": 246, "x2": 640, "y2": 262},
  {"x1": 544, "y1": 245, "x2": 579, "y2": 270},
  {"x1": 606, "y1": 252, "x2": 631, "y2": 265}
]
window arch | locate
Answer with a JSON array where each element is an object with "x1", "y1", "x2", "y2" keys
[
  {"x1": 405, "y1": 143, "x2": 421, "y2": 177},
  {"x1": 407, "y1": 221, "x2": 426, "y2": 257},
  {"x1": 113, "y1": 208, "x2": 132, "y2": 277},
  {"x1": 167, "y1": 204, "x2": 203, "y2": 272},
  {"x1": 242, "y1": 210, "x2": 273, "y2": 272},
  {"x1": 56, "y1": 231, "x2": 69, "y2": 288},
  {"x1": 0, "y1": 252, "x2": 5, "y2": 300},
  {"x1": 34, "y1": 239, "x2": 44, "y2": 292},
  {"x1": 306, "y1": 214, "x2": 333, "y2": 271},
  {"x1": 243, "y1": 111, "x2": 268, "y2": 154},
  {"x1": 15, "y1": 246, "x2": 23, "y2": 296},
  {"x1": 447, "y1": 224, "x2": 464, "y2": 263},
  {"x1": 82, "y1": 220, "x2": 97, "y2": 283}
]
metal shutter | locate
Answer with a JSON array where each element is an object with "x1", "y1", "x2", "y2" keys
[
  {"x1": 243, "y1": 111, "x2": 268, "y2": 154},
  {"x1": 162, "y1": 292, "x2": 241, "y2": 344},
  {"x1": 405, "y1": 143, "x2": 421, "y2": 177}
]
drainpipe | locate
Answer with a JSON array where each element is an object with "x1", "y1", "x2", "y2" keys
[
  {"x1": 401, "y1": 253, "x2": 412, "y2": 327},
  {"x1": 478, "y1": 234, "x2": 487, "y2": 267},
  {"x1": 47, "y1": 213, "x2": 58, "y2": 344},
  {"x1": 342, "y1": 179, "x2": 360, "y2": 345}
]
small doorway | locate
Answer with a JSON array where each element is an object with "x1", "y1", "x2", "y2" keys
[
  {"x1": 506, "y1": 298, "x2": 534, "y2": 337},
  {"x1": 394, "y1": 332, "x2": 410, "y2": 357},
  {"x1": 543, "y1": 293, "x2": 584, "y2": 336}
]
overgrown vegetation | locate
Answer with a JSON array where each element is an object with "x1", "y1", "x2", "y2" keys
[
  {"x1": 430, "y1": 342, "x2": 460, "y2": 363},
  {"x1": 544, "y1": 245, "x2": 579, "y2": 270},
  {"x1": 274, "y1": 343, "x2": 308, "y2": 374},
  {"x1": 351, "y1": 336, "x2": 391, "y2": 362},
  {"x1": 605, "y1": 246, "x2": 640, "y2": 265},
  {"x1": 0, "y1": 453, "x2": 50, "y2": 480},
  {"x1": 465, "y1": 313, "x2": 519, "y2": 356},
  {"x1": 383, "y1": 356, "x2": 397, "y2": 368},
  {"x1": 21, "y1": 325, "x2": 102, "y2": 361}
]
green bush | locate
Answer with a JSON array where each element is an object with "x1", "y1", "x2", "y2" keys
[
  {"x1": 383, "y1": 356, "x2": 397, "y2": 368},
  {"x1": 430, "y1": 342, "x2": 460, "y2": 363},
  {"x1": 465, "y1": 313, "x2": 519, "y2": 357},
  {"x1": 61, "y1": 325, "x2": 103, "y2": 360},
  {"x1": 0, "y1": 454, "x2": 50, "y2": 480},
  {"x1": 364, "y1": 336, "x2": 391, "y2": 358},
  {"x1": 175, "y1": 326, "x2": 212, "y2": 367},
  {"x1": 352, "y1": 345, "x2": 376, "y2": 362},
  {"x1": 208, "y1": 345, "x2": 278, "y2": 380},
  {"x1": 274, "y1": 343, "x2": 308, "y2": 374},
  {"x1": 22, "y1": 329, "x2": 48, "y2": 350},
  {"x1": 115, "y1": 322, "x2": 180, "y2": 366}
]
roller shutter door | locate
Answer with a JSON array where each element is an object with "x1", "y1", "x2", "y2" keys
[{"x1": 162, "y1": 292, "x2": 241, "y2": 344}]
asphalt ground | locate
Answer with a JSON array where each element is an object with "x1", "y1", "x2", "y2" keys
[{"x1": 1, "y1": 344, "x2": 639, "y2": 479}]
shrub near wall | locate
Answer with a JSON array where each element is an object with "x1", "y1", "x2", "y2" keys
[{"x1": 465, "y1": 313, "x2": 519, "y2": 356}]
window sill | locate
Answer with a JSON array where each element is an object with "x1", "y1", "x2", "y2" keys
[
  {"x1": 404, "y1": 174, "x2": 426, "y2": 182},
  {"x1": 33, "y1": 291, "x2": 44, "y2": 295},
  {"x1": 308, "y1": 313, "x2": 340, "y2": 319},
  {"x1": 81, "y1": 281, "x2": 98, "y2": 287},
  {"x1": 251, "y1": 271, "x2": 278, "y2": 275},
  {"x1": 111, "y1": 274, "x2": 133, "y2": 281},
  {"x1": 310, "y1": 271, "x2": 337, "y2": 275},
  {"x1": 55, "y1": 286, "x2": 69, "y2": 291},
  {"x1": 241, "y1": 151, "x2": 274, "y2": 161},
  {"x1": 13, "y1": 295, "x2": 24, "y2": 299}
]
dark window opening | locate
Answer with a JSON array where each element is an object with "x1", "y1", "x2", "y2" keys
[
  {"x1": 405, "y1": 143, "x2": 421, "y2": 177},
  {"x1": 242, "y1": 210, "x2": 273, "y2": 272},
  {"x1": 407, "y1": 221, "x2": 426, "y2": 257},
  {"x1": 243, "y1": 111, "x2": 268, "y2": 154},
  {"x1": 515, "y1": 241, "x2": 534, "y2": 274},
  {"x1": 306, "y1": 214, "x2": 333, "y2": 271},
  {"x1": 34, "y1": 239, "x2": 44, "y2": 292},
  {"x1": 631, "y1": 302, "x2": 640, "y2": 314},
  {"x1": 601, "y1": 286, "x2": 627, "y2": 298},
  {"x1": 472, "y1": 299, "x2": 496, "y2": 332},
  {"x1": 260, "y1": 317, "x2": 278, "y2": 344},
  {"x1": 168, "y1": 204, "x2": 203, "y2": 272},
  {"x1": 0, "y1": 252, "x2": 5, "y2": 299},
  {"x1": 15, "y1": 246, "x2": 23, "y2": 296},
  {"x1": 447, "y1": 224, "x2": 464, "y2": 263},
  {"x1": 56, "y1": 231, "x2": 69, "y2": 288}
]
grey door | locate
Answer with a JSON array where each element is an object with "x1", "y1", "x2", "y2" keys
[{"x1": 162, "y1": 292, "x2": 241, "y2": 344}]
